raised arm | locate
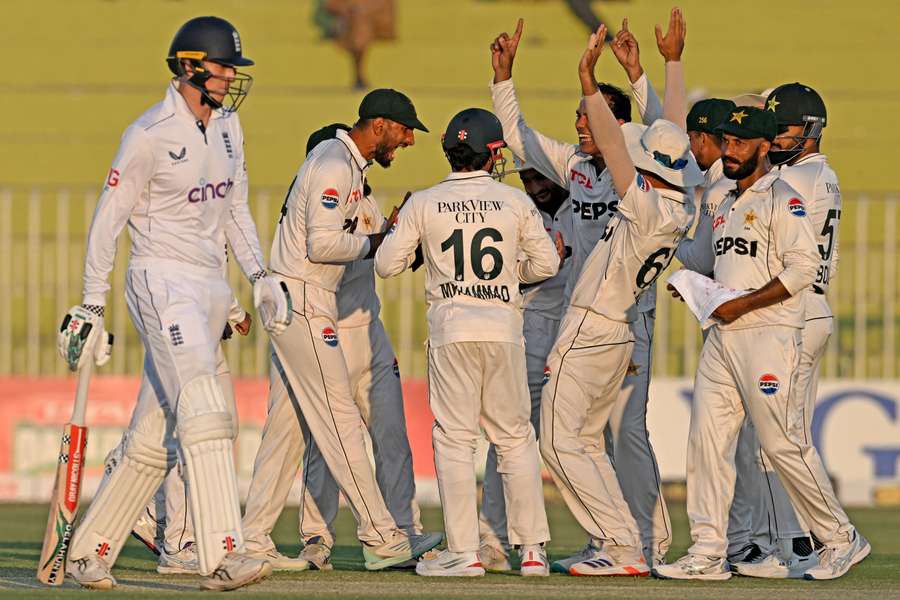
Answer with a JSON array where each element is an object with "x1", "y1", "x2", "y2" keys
[
  {"x1": 611, "y1": 18, "x2": 664, "y2": 124},
  {"x1": 655, "y1": 7, "x2": 688, "y2": 130},
  {"x1": 490, "y1": 19, "x2": 577, "y2": 188},
  {"x1": 579, "y1": 25, "x2": 635, "y2": 198}
]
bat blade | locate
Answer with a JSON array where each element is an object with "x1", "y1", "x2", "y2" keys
[{"x1": 36, "y1": 423, "x2": 88, "y2": 585}]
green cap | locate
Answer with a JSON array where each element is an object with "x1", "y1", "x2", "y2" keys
[
  {"x1": 358, "y1": 88, "x2": 428, "y2": 132},
  {"x1": 687, "y1": 98, "x2": 737, "y2": 135},
  {"x1": 716, "y1": 106, "x2": 777, "y2": 141},
  {"x1": 306, "y1": 122, "x2": 350, "y2": 156},
  {"x1": 764, "y1": 82, "x2": 827, "y2": 128}
]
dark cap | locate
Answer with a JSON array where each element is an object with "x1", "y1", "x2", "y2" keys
[
  {"x1": 716, "y1": 107, "x2": 777, "y2": 142},
  {"x1": 441, "y1": 108, "x2": 504, "y2": 153},
  {"x1": 358, "y1": 88, "x2": 428, "y2": 132},
  {"x1": 306, "y1": 122, "x2": 350, "y2": 155},
  {"x1": 765, "y1": 82, "x2": 827, "y2": 128},
  {"x1": 687, "y1": 98, "x2": 737, "y2": 135}
]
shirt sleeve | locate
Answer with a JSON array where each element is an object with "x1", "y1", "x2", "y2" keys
[
  {"x1": 773, "y1": 185, "x2": 819, "y2": 295},
  {"x1": 583, "y1": 91, "x2": 636, "y2": 198},
  {"x1": 675, "y1": 208, "x2": 715, "y2": 275},
  {"x1": 629, "y1": 72, "x2": 664, "y2": 125},
  {"x1": 375, "y1": 195, "x2": 421, "y2": 278},
  {"x1": 516, "y1": 194, "x2": 560, "y2": 284},
  {"x1": 224, "y1": 122, "x2": 267, "y2": 279},
  {"x1": 490, "y1": 78, "x2": 578, "y2": 189},
  {"x1": 662, "y1": 61, "x2": 687, "y2": 130},
  {"x1": 82, "y1": 125, "x2": 154, "y2": 306},
  {"x1": 305, "y1": 159, "x2": 369, "y2": 263}
]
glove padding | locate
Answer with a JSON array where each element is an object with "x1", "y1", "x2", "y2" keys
[
  {"x1": 253, "y1": 275, "x2": 292, "y2": 336},
  {"x1": 57, "y1": 305, "x2": 114, "y2": 371}
]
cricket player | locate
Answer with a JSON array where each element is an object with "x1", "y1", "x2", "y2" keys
[
  {"x1": 538, "y1": 25, "x2": 698, "y2": 578},
  {"x1": 653, "y1": 106, "x2": 868, "y2": 581},
  {"x1": 477, "y1": 161, "x2": 572, "y2": 571},
  {"x1": 489, "y1": 13, "x2": 685, "y2": 567},
  {"x1": 375, "y1": 107, "x2": 561, "y2": 577},
  {"x1": 55, "y1": 17, "x2": 292, "y2": 591},
  {"x1": 257, "y1": 89, "x2": 441, "y2": 571},
  {"x1": 240, "y1": 123, "x2": 423, "y2": 571},
  {"x1": 730, "y1": 82, "x2": 844, "y2": 578}
]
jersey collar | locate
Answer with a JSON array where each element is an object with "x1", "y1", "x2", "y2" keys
[
  {"x1": 164, "y1": 81, "x2": 225, "y2": 124},
  {"x1": 442, "y1": 170, "x2": 493, "y2": 182},
  {"x1": 335, "y1": 129, "x2": 369, "y2": 171}
]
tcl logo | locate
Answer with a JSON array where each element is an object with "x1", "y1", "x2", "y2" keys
[
  {"x1": 106, "y1": 168, "x2": 120, "y2": 188},
  {"x1": 188, "y1": 179, "x2": 234, "y2": 203},
  {"x1": 713, "y1": 215, "x2": 726, "y2": 230},
  {"x1": 569, "y1": 169, "x2": 594, "y2": 189}
]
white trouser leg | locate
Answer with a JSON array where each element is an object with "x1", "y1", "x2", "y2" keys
[
  {"x1": 539, "y1": 309, "x2": 642, "y2": 549},
  {"x1": 608, "y1": 310, "x2": 672, "y2": 561},
  {"x1": 727, "y1": 417, "x2": 775, "y2": 555}
]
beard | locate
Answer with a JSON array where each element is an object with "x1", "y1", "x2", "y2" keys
[
  {"x1": 373, "y1": 140, "x2": 394, "y2": 168},
  {"x1": 722, "y1": 151, "x2": 760, "y2": 180}
]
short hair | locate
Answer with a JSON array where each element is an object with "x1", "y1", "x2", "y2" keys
[
  {"x1": 446, "y1": 145, "x2": 491, "y2": 172},
  {"x1": 598, "y1": 82, "x2": 631, "y2": 123}
]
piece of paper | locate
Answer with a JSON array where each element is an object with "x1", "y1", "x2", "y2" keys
[{"x1": 666, "y1": 270, "x2": 749, "y2": 329}]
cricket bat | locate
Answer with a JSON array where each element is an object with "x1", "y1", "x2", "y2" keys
[{"x1": 36, "y1": 360, "x2": 93, "y2": 585}]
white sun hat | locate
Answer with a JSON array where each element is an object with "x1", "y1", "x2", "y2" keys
[{"x1": 622, "y1": 120, "x2": 703, "y2": 188}]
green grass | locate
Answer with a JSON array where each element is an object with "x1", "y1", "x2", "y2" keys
[
  {"x1": 1, "y1": 500, "x2": 898, "y2": 599},
  {"x1": 0, "y1": 0, "x2": 898, "y2": 379}
]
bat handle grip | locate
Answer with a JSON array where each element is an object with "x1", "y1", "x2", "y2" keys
[{"x1": 71, "y1": 360, "x2": 93, "y2": 426}]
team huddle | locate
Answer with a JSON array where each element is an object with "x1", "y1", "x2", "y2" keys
[{"x1": 50, "y1": 8, "x2": 868, "y2": 591}]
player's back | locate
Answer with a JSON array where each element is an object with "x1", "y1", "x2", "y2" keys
[{"x1": 415, "y1": 172, "x2": 555, "y2": 347}]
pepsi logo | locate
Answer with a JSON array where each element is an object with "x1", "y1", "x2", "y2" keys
[
  {"x1": 542, "y1": 366, "x2": 551, "y2": 386},
  {"x1": 758, "y1": 373, "x2": 780, "y2": 395},
  {"x1": 787, "y1": 197, "x2": 807, "y2": 217},
  {"x1": 321, "y1": 327, "x2": 339, "y2": 347},
  {"x1": 321, "y1": 188, "x2": 340, "y2": 210},
  {"x1": 636, "y1": 173, "x2": 651, "y2": 192},
  {"x1": 392, "y1": 357, "x2": 400, "y2": 378}
]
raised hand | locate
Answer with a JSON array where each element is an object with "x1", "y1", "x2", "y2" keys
[
  {"x1": 655, "y1": 7, "x2": 686, "y2": 62},
  {"x1": 578, "y1": 24, "x2": 608, "y2": 97},
  {"x1": 611, "y1": 18, "x2": 643, "y2": 83},
  {"x1": 491, "y1": 18, "x2": 524, "y2": 83}
]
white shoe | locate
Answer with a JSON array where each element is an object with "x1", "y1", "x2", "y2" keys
[
  {"x1": 66, "y1": 555, "x2": 116, "y2": 590},
  {"x1": 157, "y1": 542, "x2": 199, "y2": 574},
  {"x1": 550, "y1": 539, "x2": 603, "y2": 574},
  {"x1": 735, "y1": 550, "x2": 817, "y2": 579},
  {"x1": 415, "y1": 550, "x2": 485, "y2": 577},
  {"x1": 200, "y1": 552, "x2": 272, "y2": 591},
  {"x1": 518, "y1": 544, "x2": 549, "y2": 577},
  {"x1": 479, "y1": 543, "x2": 511, "y2": 571},
  {"x1": 569, "y1": 545, "x2": 649, "y2": 577},
  {"x1": 803, "y1": 530, "x2": 870, "y2": 580},
  {"x1": 652, "y1": 554, "x2": 731, "y2": 581},
  {"x1": 300, "y1": 536, "x2": 333, "y2": 571},
  {"x1": 246, "y1": 547, "x2": 310, "y2": 571},
  {"x1": 363, "y1": 531, "x2": 443, "y2": 571},
  {"x1": 130, "y1": 509, "x2": 161, "y2": 556},
  {"x1": 727, "y1": 542, "x2": 763, "y2": 571}
]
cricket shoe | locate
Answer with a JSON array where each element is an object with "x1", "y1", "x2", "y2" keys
[
  {"x1": 803, "y1": 530, "x2": 871, "y2": 580},
  {"x1": 734, "y1": 549, "x2": 817, "y2": 579},
  {"x1": 66, "y1": 555, "x2": 116, "y2": 590},
  {"x1": 479, "y1": 543, "x2": 511, "y2": 572},
  {"x1": 130, "y1": 508, "x2": 162, "y2": 556},
  {"x1": 727, "y1": 542, "x2": 763, "y2": 572},
  {"x1": 299, "y1": 536, "x2": 333, "y2": 571},
  {"x1": 246, "y1": 546, "x2": 310, "y2": 571},
  {"x1": 157, "y1": 542, "x2": 199, "y2": 574},
  {"x1": 550, "y1": 539, "x2": 603, "y2": 574},
  {"x1": 363, "y1": 530, "x2": 442, "y2": 571},
  {"x1": 200, "y1": 552, "x2": 272, "y2": 591},
  {"x1": 415, "y1": 550, "x2": 485, "y2": 577},
  {"x1": 519, "y1": 544, "x2": 549, "y2": 577},
  {"x1": 652, "y1": 554, "x2": 731, "y2": 581},
  {"x1": 569, "y1": 545, "x2": 649, "y2": 577}
]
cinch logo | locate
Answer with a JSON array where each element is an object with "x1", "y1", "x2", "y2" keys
[
  {"x1": 188, "y1": 179, "x2": 233, "y2": 203},
  {"x1": 392, "y1": 358, "x2": 400, "y2": 378},
  {"x1": 758, "y1": 373, "x2": 780, "y2": 395},
  {"x1": 542, "y1": 366, "x2": 551, "y2": 386},
  {"x1": 788, "y1": 197, "x2": 807, "y2": 217},
  {"x1": 322, "y1": 327, "x2": 338, "y2": 347},
  {"x1": 321, "y1": 188, "x2": 340, "y2": 209}
]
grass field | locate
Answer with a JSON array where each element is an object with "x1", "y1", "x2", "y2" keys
[
  {"x1": 1, "y1": 0, "x2": 898, "y2": 379},
  {"x1": 2, "y1": 500, "x2": 899, "y2": 599}
]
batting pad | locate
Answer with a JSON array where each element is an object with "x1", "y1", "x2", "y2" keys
[
  {"x1": 177, "y1": 375, "x2": 242, "y2": 575},
  {"x1": 69, "y1": 417, "x2": 169, "y2": 566}
]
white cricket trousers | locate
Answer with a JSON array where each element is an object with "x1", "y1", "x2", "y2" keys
[
  {"x1": 428, "y1": 341, "x2": 550, "y2": 553},
  {"x1": 539, "y1": 308, "x2": 642, "y2": 550},
  {"x1": 687, "y1": 324, "x2": 853, "y2": 558}
]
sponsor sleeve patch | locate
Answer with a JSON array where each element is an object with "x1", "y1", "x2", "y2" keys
[
  {"x1": 320, "y1": 188, "x2": 340, "y2": 209},
  {"x1": 787, "y1": 197, "x2": 807, "y2": 217},
  {"x1": 636, "y1": 173, "x2": 651, "y2": 193}
]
